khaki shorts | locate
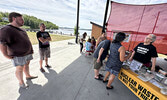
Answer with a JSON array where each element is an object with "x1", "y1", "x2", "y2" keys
[
  {"x1": 39, "y1": 47, "x2": 50, "y2": 60},
  {"x1": 93, "y1": 57, "x2": 103, "y2": 70},
  {"x1": 12, "y1": 54, "x2": 33, "y2": 66}
]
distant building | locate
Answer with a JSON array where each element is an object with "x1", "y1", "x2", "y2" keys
[
  {"x1": 2, "y1": 17, "x2": 8, "y2": 21},
  {"x1": 90, "y1": 21, "x2": 102, "y2": 39}
]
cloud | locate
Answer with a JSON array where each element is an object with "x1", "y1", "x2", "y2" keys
[
  {"x1": 0, "y1": 0, "x2": 167, "y2": 29},
  {"x1": 0, "y1": 0, "x2": 107, "y2": 29},
  {"x1": 0, "y1": 0, "x2": 77, "y2": 27},
  {"x1": 113, "y1": 0, "x2": 167, "y2": 5}
]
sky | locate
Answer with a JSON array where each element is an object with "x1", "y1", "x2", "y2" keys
[{"x1": 0, "y1": 0, "x2": 167, "y2": 29}]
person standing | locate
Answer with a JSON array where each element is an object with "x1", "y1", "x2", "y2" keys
[
  {"x1": 36, "y1": 23, "x2": 52, "y2": 73},
  {"x1": 93, "y1": 39, "x2": 111, "y2": 80},
  {"x1": 79, "y1": 32, "x2": 87, "y2": 53},
  {"x1": 95, "y1": 32, "x2": 106, "y2": 48},
  {"x1": 91, "y1": 37, "x2": 96, "y2": 52},
  {"x1": 103, "y1": 32, "x2": 132, "y2": 89},
  {"x1": 0, "y1": 12, "x2": 37, "y2": 88}
]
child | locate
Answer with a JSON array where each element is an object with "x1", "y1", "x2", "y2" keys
[
  {"x1": 85, "y1": 38, "x2": 93, "y2": 55},
  {"x1": 91, "y1": 37, "x2": 96, "y2": 53}
]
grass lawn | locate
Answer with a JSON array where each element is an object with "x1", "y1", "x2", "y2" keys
[{"x1": 27, "y1": 31, "x2": 75, "y2": 45}]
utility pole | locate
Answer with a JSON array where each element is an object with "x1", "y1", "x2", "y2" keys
[
  {"x1": 75, "y1": 0, "x2": 80, "y2": 43},
  {"x1": 102, "y1": 0, "x2": 110, "y2": 33}
]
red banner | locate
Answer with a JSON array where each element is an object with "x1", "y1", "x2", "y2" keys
[{"x1": 106, "y1": 2, "x2": 167, "y2": 54}]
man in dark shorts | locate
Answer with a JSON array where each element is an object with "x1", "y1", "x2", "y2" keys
[
  {"x1": 0, "y1": 12, "x2": 37, "y2": 88},
  {"x1": 93, "y1": 39, "x2": 110, "y2": 80},
  {"x1": 36, "y1": 23, "x2": 52, "y2": 73}
]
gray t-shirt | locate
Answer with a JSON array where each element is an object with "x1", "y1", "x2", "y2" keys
[{"x1": 93, "y1": 40, "x2": 110, "y2": 61}]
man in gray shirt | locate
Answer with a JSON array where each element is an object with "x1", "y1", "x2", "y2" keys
[{"x1": 93, "y1": 39, "x2": 110, "y2": 80}]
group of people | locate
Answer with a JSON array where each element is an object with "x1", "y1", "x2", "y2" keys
[
  {"x1": 84, "y1": 37, "x2": 96, "y2": 55},
  {"x1": 79, "y1": 32, "x2": 96, "y2": 54},
  {"x1": 92, "y1": 32, "x2": 132, "y2": 89},
  {"x1": 0, "y1": 12, "x2": 166, "y2": 91},
  {"x1": 0, "y1": 12, "x2": 52, "y2": 88},
  {"x1": 79, "y1": 32, "x2": 106, "y2": 55},
  {"x1": 89, "y1": 31, "x2": 166, "y2": 90}
]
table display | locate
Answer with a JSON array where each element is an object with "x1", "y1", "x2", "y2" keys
[{"x1": 119, "y1": 60, "x2": 167, "y2": 100}]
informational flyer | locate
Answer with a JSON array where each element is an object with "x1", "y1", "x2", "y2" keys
[{"x1": 129, "y1": 60, "x2": 143, "y2": 71}]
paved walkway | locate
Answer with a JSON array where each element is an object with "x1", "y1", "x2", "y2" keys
[{"x1": 0, "y1": 39, "x2": 143, "y2": 100}]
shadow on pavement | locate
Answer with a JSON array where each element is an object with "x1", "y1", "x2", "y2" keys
[
  {"x1": 17, "y1": 55, "x2": 138, "y2": 100},
  {"x1": 43, "y1": 68, "x2": 58, "y2": 82},
  {"x1": 17, "y1": 80, "x2": 42, "y2": 100},
  {"x1": 17, "y1": 68, "x2": 58, "y2": 100}
]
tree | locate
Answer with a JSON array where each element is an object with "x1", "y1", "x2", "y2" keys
[
  {"x1": 74, "y1": 26, "x2": 79, "y2": 36},
  {"x1": 0, "y1": 12, "x2": 59, "y2": 29}
]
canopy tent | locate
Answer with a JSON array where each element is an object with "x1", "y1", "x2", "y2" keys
[
  {"x1": 106, "y1": 1, "x2": 167, "y2": 54},
  {"x1": 107, "y1": 1, "x2": 167, "y2": 34}
]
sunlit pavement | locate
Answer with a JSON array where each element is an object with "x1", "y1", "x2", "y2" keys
[{"x1": 0, "y1": 39, "x2": 148, "y2": 100}]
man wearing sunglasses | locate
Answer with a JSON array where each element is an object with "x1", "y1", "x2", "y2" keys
[{"x1": 129, "y1": 34, "x2": 158, "y2": 71}]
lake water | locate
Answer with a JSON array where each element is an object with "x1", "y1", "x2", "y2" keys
[{"x1": 48, "y1": 28, "x2": 92, "y2": 36}]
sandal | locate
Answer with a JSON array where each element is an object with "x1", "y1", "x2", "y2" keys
[
  {"x1": 106, "y1": 86, "x2": 114, "y2": 89},
  {"x1": 98, "y1": 74, "x2": 104, "y2": 77},
  {"x1": 103, "y1": 80, "x2": 108, "y2": 83},
  {"x1": 26, "y1": 76, "x2": 38, "y2": 80},
  {"x1": 19, "y1": 83, "x2": 28, "y2": 88},
  {"x1": 94, "y1": 77, "x2": 102, "y2": 80}
]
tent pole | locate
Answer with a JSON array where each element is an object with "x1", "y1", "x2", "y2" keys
[
  {"x1": 75, "y1": 0, "x2": 80, "y2": 43},
  {"x1": 102, "y1": 0, "x2": 110, "y2": 33}
]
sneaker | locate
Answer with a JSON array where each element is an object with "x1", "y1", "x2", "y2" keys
[
  {"x1": 40, "y1": 68, "x2": 45, "y2": 73},
  {"x1": 45, "y1": 65, "x2": 51, "y2": 68},
  {"x1": 19, "y1": 83, "x2": 28, "y2": 88}
]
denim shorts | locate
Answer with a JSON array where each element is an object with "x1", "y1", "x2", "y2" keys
[
  {"x1": 12, "y1": 54, "x2": 33, "y2": 66},
  {"x1": 105, "y1": 66, "x2": 119, "y2": 76},
  {"x1": 39, "y1": 47, "x2": 50, "y2": 60}
]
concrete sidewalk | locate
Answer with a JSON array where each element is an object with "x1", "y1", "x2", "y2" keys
[{"x1": 0, "y1": 39, "x2": 139, "y2": 100}]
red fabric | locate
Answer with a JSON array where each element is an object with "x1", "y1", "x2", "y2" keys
[
  {"x1": 106, "y1": 2, "x2": 167, "y2": 54},
  {"x1": 86, "y1": 50, "x2": 94, "y2": 53},
  {"x1": 107, "y1": 2, "x2": 167, "y2": 34}
]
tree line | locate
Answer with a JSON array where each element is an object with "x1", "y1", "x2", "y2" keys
[{"x1": 0, "y1": 12, "x2": 58, "y2": 29}]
